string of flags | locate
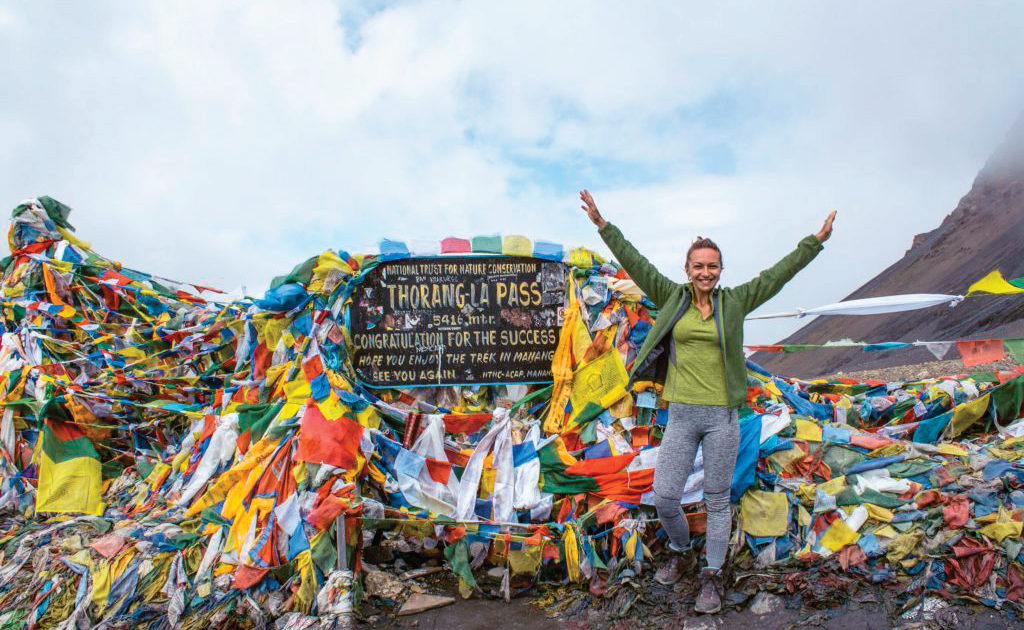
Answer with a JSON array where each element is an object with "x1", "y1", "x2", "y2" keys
[
  {"x1": 747, "y1": 269, "x2": 1024, "y2": 321},
  {"x1": 746, "y1": 336, "x2": 1024, "y2": 367},
  {"x1": 0, "y1": 197, "x2": 1022, "y2": 629}
]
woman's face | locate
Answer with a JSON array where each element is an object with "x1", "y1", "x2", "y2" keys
[{"x1": 685, "y1": 248, "x2": 722, "y2": 293}]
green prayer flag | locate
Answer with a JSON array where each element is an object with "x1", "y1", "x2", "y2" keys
[
  {"x1": 1005, "y1": 338, "x2": 1024, "y2": 364},
  {"x1": 443, "y1": 538, "x2": 479, "y2": 590},
  {"x1": 992, "y1": 375, "x2": 1024, "y2": 424},
  {"x1": 782, "y1": 344, "x2": 818, "y2": 353}
]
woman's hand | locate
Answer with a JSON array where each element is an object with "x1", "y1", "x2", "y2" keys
[
  {"x1": 580, "y1": 189, "x2": 607, "y2": 229},
  {"x1": 815, "y1": 210, "x2": 837, "y2": 243}
]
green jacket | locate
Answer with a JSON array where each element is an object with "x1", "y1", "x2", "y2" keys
[{"x1": 597, "y1": 223, "x2": 824, "y2": 408}]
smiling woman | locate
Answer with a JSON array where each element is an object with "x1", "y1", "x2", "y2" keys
[
  {"x1": 579, "y1": 188, "x2": 834, "y2": 614},
  {"x1": 686, "y1": 237, "x2": 722, "y2": 316}
]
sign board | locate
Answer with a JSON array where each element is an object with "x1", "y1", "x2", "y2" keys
[{"x1": 349, "y1": 256, "x2": 567, "y2": 387}]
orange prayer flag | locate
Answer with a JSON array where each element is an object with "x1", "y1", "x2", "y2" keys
[
  {"x1": 42, "y1": 264, "x2": 68, "y2": 307},
  {"x1": 956, "y1": 339, "x2": 1006, "y2": 368},
  {"x1": 686, "y1": 511, "x2": 708, "y2": 534},
  {"x1": 631, "y1": 427, "x2": 650, "y2": 448},
  {"x1": 746, "y1": 344, "x2": 783, "y2": 353}
]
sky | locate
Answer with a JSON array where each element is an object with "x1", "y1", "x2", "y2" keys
[{"x1": 1, "y1": 1, "x2": 1023, "y2": 344}]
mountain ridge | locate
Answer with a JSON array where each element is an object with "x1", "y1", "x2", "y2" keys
[{"x1": 756, "y1": 115, "x2": 1024, "y2": 377}]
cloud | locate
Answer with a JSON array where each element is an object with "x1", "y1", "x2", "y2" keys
[{"x1": 1, "y1": 0, "x2": 1022, "y2": 343}]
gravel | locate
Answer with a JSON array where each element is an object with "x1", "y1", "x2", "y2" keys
[{"x1": 814, "y1": 357, "x2": 1021, "y2": 383}]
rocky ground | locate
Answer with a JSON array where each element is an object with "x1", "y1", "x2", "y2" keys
[
  {"x1": 355, "y1": 559, "x2": 1023, "y2": 630},
  {"x1": 817, "y1": 357, "x2": 1021, "y2": 383}
]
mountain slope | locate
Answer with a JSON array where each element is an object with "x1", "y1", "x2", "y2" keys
[{"x1": 757, "y1": 116, "x2": 1024, "y2": 377}]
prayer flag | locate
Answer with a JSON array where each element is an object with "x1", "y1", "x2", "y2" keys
[
  {"x1": 968, "y1": 269, "x2": 1024, "y2": 295},
  {"x1": 957, "y1": 339, "x2": 1005, "y2": 367},
  {"x1": 296, "y1": 401, "x2": 363, "y2": 470},
  {"x1": 35, "y1": 419, "x2": 104, "y2": 515}
]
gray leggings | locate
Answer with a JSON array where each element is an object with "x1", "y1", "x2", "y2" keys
[{"x1": 653, "y1": 402, "x2": 740, "y2": 570}]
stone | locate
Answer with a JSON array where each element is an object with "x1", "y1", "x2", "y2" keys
[
  {"x1": 683, "y1": 616, "x2": 720, "y2": 630},
  {"x1": 399, "y1": 566, "x2": 444, "y2": 581},
  {"x1": 750, "y1": 591, "x2": 785, "y2": 616},
  {"x1": 363, "y1": 545, "x2": 393, "y2": 565},
  {"x1": 397, "y1": 593, "x2": 456, "y2": 616},
  {"x1": 363, "y1": 569, "x2": 405, "y2": 600}
]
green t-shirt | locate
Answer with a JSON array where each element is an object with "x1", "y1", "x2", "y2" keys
[{"x1": 663, "y1": 301, "x2": 728, "y2": 405}]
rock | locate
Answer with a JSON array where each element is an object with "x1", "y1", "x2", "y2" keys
[
  {"x1": 363, "y1": 545, "x2": 394, "y2": 565},
  {"x1": 683, "y1": 617, "x2": 720, "y2": 630},
  {"x1": 273, "y1": 613, "x2": 319, "y2": 630},
  {"x1": 900, "y1": 595, "x2": 950, "y2": 621},
  {"x1": 363, "y1": 569, "x2": 405, "y2": 600},
  {"x1": 399, "y1": 566, "x2": 444, "y2": 581},
  {"x1": 724, "y1": 589, "x2": 749, "y2": 607},
  {"x1": 384, "y1": 538, "x2": 413, "y2": 553},
  {"x1": 749, "y1": 591, "x2": 785, "y2": 616},
  {"x1": 397, "y1": 593, "x2": 456, "y2": 616}
]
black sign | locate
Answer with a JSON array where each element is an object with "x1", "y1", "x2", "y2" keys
[{"x1": 349, "y1": 256, "x2": 567, "y2": 387}]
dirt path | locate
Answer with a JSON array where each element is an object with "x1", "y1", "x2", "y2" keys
[{"x1": 358, "y1": 571, "x2": 1023, "y2": 630}]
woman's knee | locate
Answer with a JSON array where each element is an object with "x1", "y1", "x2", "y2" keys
[
  {"x1": 653, "y1": 490, "x2": 681, "y2": 513},
  {"x1": 653, "y1": 466, "x2": 689, "y2": 501},
  {"x1": 703, "y1": 489, "x2": 731, "y2": 513}
]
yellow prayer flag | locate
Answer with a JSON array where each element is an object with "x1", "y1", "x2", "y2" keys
[
  {"x1": 968, "y1": 269, "x2": 1024, "y2": 295},
  {"x1": 937, "y1": 443, "x2": 968, "y2": 458},
  {"x1": 951, "y1": 393, "x2": 991, "y2": 438},
  {"x1": 740, "y1": 490, "x2": 790, "y2": 537},
  {"x1": 795, "y1": 419, "x2": 823, "y2": 442},
  {"x1": 563, "y1": 525, "x2": 582, "y2": 583},
  {"x1": 864, "y1": 503, "x2": 894, "y2": 523},
  {"x1": 818, "y1": 475, "x2": 847, "y2": 495},
  {"x1": 820, "y1": 519, "x2": 859, "y2": 551},
  {"x1": 295, "y1": 548, "x2": 319, "y2": 613},
  {"x1": 978, "y1": 508, "x2": 1023, "y2": 542},
  {"x1": 886, "y1": 532, "x2": 924, "y2": 563},
  {"x1": 502, "y1": 235, "x2": 533, "y2": 256}
]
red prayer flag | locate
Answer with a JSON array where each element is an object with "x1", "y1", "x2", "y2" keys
[
  {"x1": 232, "y1": 565, "x2": 270, "y2": 590},
  {"x1": 440, "y1": 237, "x2": 472, "y2": 253},
  {"x1": 957, "y1": 339, "x2": 1006, "y2": 367},
  {"x1": 175, "y1": 290, "x2": 207, "y2": 304},
  {"x1": 444, "y1": 445, "x2": 471, "y2": 467},
  {"x1": 296, "y1": 402, "x2": 363, "y2": 470},
  {"x1": 565, "y1": 452, "x2": 636, "y2": 477},
  {"x1": 302, "y1": 354, "x2": 324, "y2": 382},
  {"x1": 425, "y1": 457, "x2": 453, "y2": 484},
  {"x1": 592, "y1": 468, "x2": 654, "y2": 503},
  {"x1": 252, "y1": 342, "x2": 271, "y2": 379},
  {"x1": 745, "y1": 345, "x2": 783, "y2": 353},
  {"x1": 943, "y1": 494, "x2": 970, "y2": 528},
  {"x1": 307, "y1": 493, "x2": 349, "y2": 531},
  {"x1": 442, "y1": 413, "x2": 492, "y2": 434}
]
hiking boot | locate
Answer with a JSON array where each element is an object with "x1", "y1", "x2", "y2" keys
[
  {"x1": 653, "y1": 545, "x2": 697, "y2": 585},
  {"x1": 694, "y1": 567, "x2": 724, "y2": 614}
]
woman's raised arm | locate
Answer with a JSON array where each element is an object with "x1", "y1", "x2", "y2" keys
[{"x1": 581, "y1": 189, "x2": 679, "y2": 307}]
